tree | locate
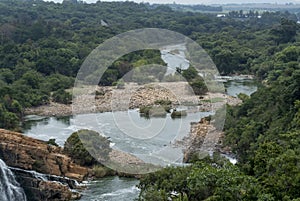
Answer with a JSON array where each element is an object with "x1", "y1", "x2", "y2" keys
[
  {"x1": 270, "y1": 18, "x2": 298, "y2": 44},
  {"x1": 0, "y1": 103, "x2": 19, "y2": 130},
  {"x1": 138, "y1": 158, "x2": 262, "y2": 201},
  {"x1": 52, "y1": 89, "x2": 72, "y2": 104},
  {"x1": 64, "y1": 130, "x2": 112, "y2": 166}
]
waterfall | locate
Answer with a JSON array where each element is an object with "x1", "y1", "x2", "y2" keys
[
  {"x1": 0, "y1": 159, "x2": 27, "y2": 201},
  {"x1": 9, "y1": 166, "x2": 48, "y2": 181}
]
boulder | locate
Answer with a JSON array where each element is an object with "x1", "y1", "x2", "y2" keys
[{"x1": 11, "y1": 167, "x2": 81, "y2": 201}]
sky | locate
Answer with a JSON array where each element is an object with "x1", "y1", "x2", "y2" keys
[
  {"x1": 90, "y1": 0, "x2": 300, "y2": 4},
  {"x1": 46, "y1": 0, "x2": 300, "y2": 5}
]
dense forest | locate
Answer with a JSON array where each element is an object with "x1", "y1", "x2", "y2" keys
[
  {"x1": 138, "y1": 44, "x2": 300, "y2": 200},
  {"x1": 0, "y1": 0, "x2": 298, "y2": 129},
  {"x1": 0, "y1": 1, "x2": 300, "y2": 200}
]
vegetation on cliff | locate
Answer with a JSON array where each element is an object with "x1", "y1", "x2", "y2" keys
[
  {"x1": 64, "y1": 129, "x2": 112, "y2": 167},
  {"x1": 223, "y1": 45, "x2": 300, "y2": 200},
  {"x1": 137, "y1": 37, "x2": 300, "y2": 201},
  {"x1": 138, "y1": 155, "x2": 264, "y2": 201}
]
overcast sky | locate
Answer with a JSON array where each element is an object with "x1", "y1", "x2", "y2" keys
[
  {"x1": 91, "y1": 0, "x2": 300, "y2": 4},
  {"x1": 46, "y1": 0, "x2": 300, "y2": 4}
]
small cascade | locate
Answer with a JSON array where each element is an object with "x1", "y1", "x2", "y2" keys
[
  {"x1": 9, "y1": 166, "x2": 48, "y2": 181},
  {"x1": 0, "y1": 159, "x2": 27, "y2": 201},
  {"x1": 9, "y1": 166, "x2": 82, "y2": 189}
]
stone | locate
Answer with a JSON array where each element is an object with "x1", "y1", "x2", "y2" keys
[
  {"x1": 0, "y1": 129, "x2": 88, "y2": 181},
  {"x1": 0, "y1": 129, "x2": 89, "y2": 200}
]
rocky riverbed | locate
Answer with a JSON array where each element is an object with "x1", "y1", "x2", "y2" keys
[{"x1": 25, "y1": 82, "x2": 241, "y2": 116}]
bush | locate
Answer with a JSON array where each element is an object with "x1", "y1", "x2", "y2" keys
[
  {"x1": 140, "y1": 105, "x2": 167, "y2": 117},
  {"x1": 171, "y1": 110, "x2": 187, "y2": 118},
  {"x1": 92, "y1": 165, "x2": 115, "y2": 178},
  {"x1": 52, "y1": 89, "x2": 72, "y2": 104},
  {"x1": 116, "y1": 79, "x2": 125, "y2": 89},
  {"x1": 64, "y1": 129, "x2": 112, "y2": 166},
  {"x1": 189, "y1": 79, "x2": 208, "y2": 95},
  {"x1": 47, "y1": 138, "x2": 59, "y2": 146}
]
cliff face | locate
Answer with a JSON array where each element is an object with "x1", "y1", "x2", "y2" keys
[
  {"x1": 11, "y1": 167, "x2": 81, "y2": 201},
  {"x1": 0, "y1": 129, "x2": 88, "y2": 181},
  {"x1": 0, "y1": 129, "x2": 89, "y2": 201}
]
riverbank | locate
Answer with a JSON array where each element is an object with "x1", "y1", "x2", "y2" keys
[
  {"x1": 25, "y1": 82, "x2": 241, "y2": 116},
  {"x1": 0, "y1": 129, "x2": 88, "y2": 200},
  {"x1": 20, "y1": 79, "x2": 254, "y2": 200},
  {"x1": 0, "y1": 128, "x2": 149, "y2": 200}
]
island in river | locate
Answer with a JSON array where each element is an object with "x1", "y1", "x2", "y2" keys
[{"x1": 25, "y1": 82, "x2": 241, "y2": 117}]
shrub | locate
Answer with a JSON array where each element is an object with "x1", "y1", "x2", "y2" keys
[
  {"x1": 52, "y1": 89, "x2": 72, "y2": 104},
  {"x1": 64, "y1": 129, "x2": 112, "y2": 166},
  {"x1": 47, "y1": 138, "x2": 59, "y2": 146},
  {"x1": 92, "y1": 165, "x2": 115, "y2": 178},
  {"x1": 171, "y1": 110, "x2": 187, "y2": 118},
  {"x1": 140, "y1": 105, "x2": 167, "y2": 117}
]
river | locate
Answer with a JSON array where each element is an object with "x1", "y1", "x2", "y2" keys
[
  {"x1": 21, "y1": 44, "x2": 258, "y2": 201},
  {"x1": 225, "y1": 79, "x2": 257, "y2": 97},
  {"x1": 21, "y1": 78, "x2": 257, "y2": 201},
  {"x1": 79, "y1": 177, "x2": 139, "y2": 201}
]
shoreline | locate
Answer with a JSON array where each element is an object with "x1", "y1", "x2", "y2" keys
[
  {"x1": 25, "y1": 82, "x2": 241, "y2": 117},
  {"x1": 23, "y1": 82, "x2": 242, "y2": 170}
]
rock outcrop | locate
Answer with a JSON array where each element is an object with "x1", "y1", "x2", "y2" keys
[
  {"x1": 0, "y1": 129, "x2": 88, "y2": 181},
  {"x1": 176, "y1": 118, "x2": 223, "y2": 163},
  {"x1": 11, "y1": 167, "x2": 81, "y2": 201},
  {"x1": 0, "y1": 129, "x2": 89, "y2": 200}
]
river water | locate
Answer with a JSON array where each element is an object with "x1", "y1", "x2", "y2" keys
[
  {"x1": 79, "y1": 177, "x2": 139, "y2": 201},
  {"x1": 0, "y1": 159, "x2": 27, "y2": 201},
  {"x1": 21, "y1": 79, "x2": 257, "y2": 201},
  {"x1": 21, "y1": 44, "x2": 258, "y2": 201},
  {"x1": 225, "y1": 80, "x2": 257, "y2": 97}
]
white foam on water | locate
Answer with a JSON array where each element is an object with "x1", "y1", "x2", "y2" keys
[
  {"x1": 0, "y1": 159, "x2": 27, "y2": 201},
  {"x1": 99, "y1": 186, "x2": 140, "y2": 198}
]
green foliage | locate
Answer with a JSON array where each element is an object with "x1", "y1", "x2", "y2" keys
[
  {"x1": 154, "y1": 99, "x2": 172, "y2": 106},
  {"x1": 115, "y1": 79, "x2": 125, "y2": 89},
  {"x1": 99, "y1": 50, "x2": 166, "y2": 86},
  {"x1": 180, "y1": 66, "x2": 208, "y2": 95},
  {"x1": 47, "y1": 138, "x2": 59, "y2": 147},
  {"x1": 270, "y1": 18, "x2": 298, "y2": 44},
  {"x1": 0, "y1": 0, "x2": 298, "y2": 131},
  {"x1": 140, "y1": 99, "x2": 172, "y2": 118},
  {"x1": 154, "y1": 99, "x2": 172, "y2": 113},
  {"x1": 64, "y1": 129, "x2": 112, "y2": 166},
  {"x1": 0, "y1": 2, "x2": 299, "y2": 198},
  {"x1": 237, "y1": 93, "x2": 249, "y2": 102},
  {"x1": 138, "y1": 157, "x2": 262, "y2": 201},
  {"x1": 181, "y1": 66, "x2": 198, "y2": 81},
  {"x1": 224, "y1": 43, "x2": 300, "y2": 200},
  {"x1": 52, "y1": 89, "x2": 72, "y2": 104},
  {"x1": 92, "y1": 165, "x2": 115, "y2": 178},
  {"x1": 171, "y1": 110, "x2": 187, "y2": 118},
  {"x1": 0, "y1": 108, "x2": 19, "y2": 130},
  {"x1": 139, "y1": 105, "x2": 167, "y2": 118},
  {"x1": 189, "y1": 79, "x2": 208, "y2": 95}
]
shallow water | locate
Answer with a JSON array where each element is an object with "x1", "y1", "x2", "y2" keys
[
  {"x1": 21, "y1": 41, "x2": 258, "y2": 200},
  {"x1": 23, "y1": 109, "x2": 212, "y2": 165},
  {"x1": 21, "y1": 78, "x2": 258, "y2": 201},
  {"x1": 225, "y1": 79, "x2": 258, "y2": 97},
  {"x1": 79, "y1": 177, "x2": 139, "y2": 201}
]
